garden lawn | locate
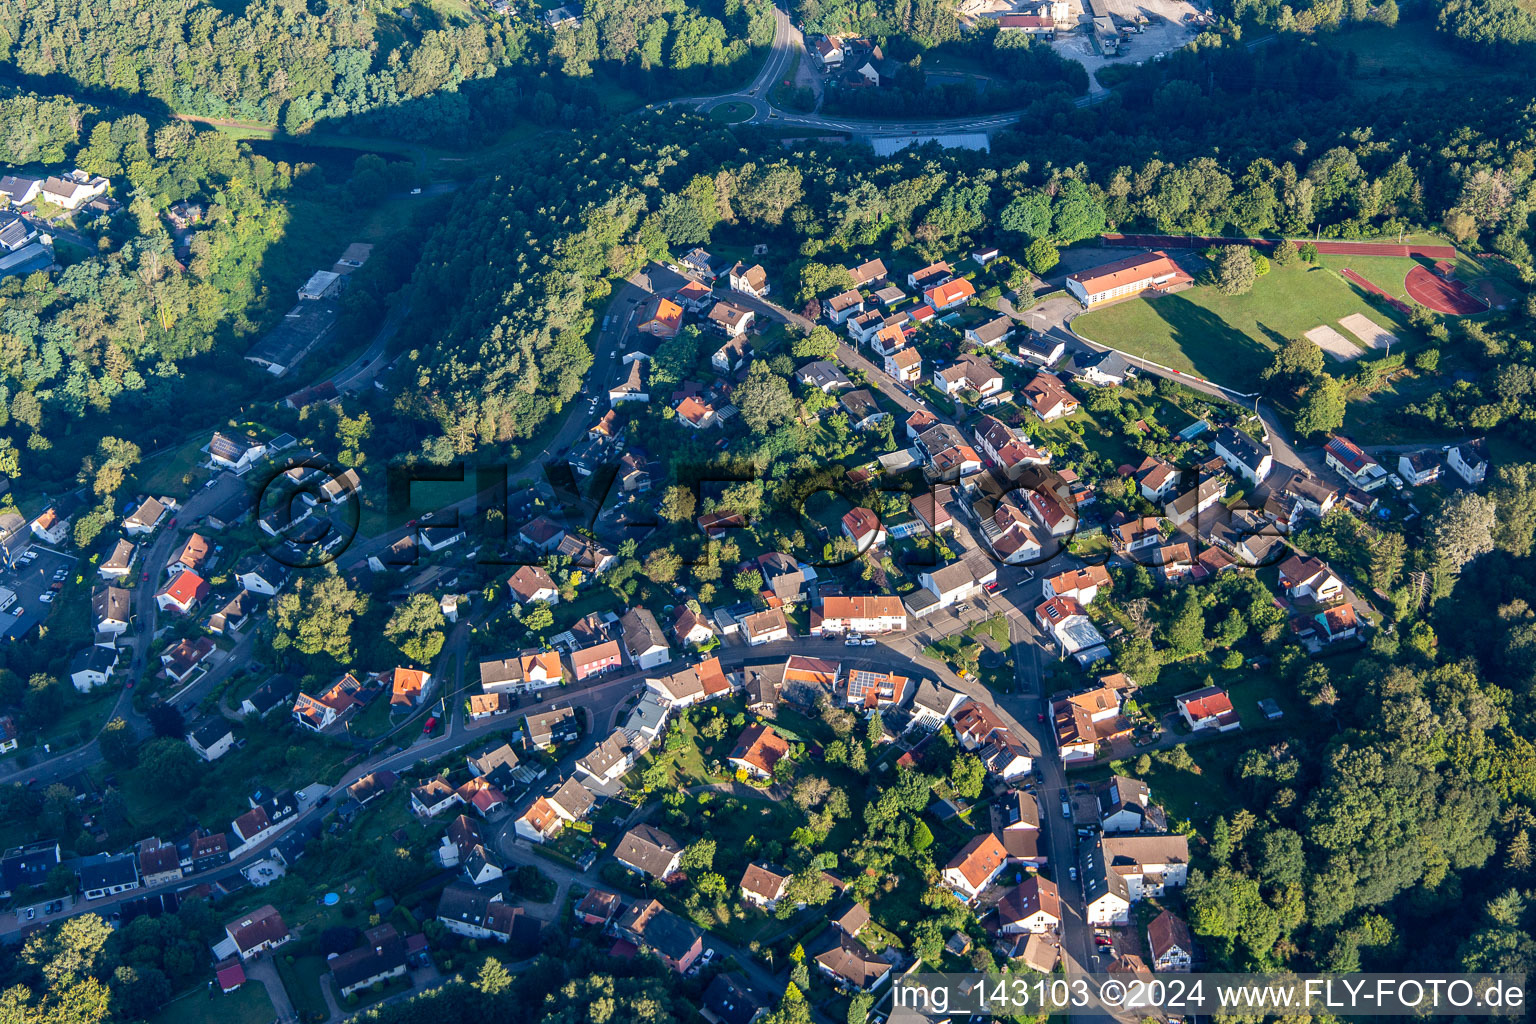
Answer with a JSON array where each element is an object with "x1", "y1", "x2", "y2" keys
[
  {"x1": 150, "y1": 982, "x2": 275, "y2": 1024},
  {"x1": 275, "y1": 955, "x2": 330, "y2": 1021},
  {"x1": 1072, "y1": 263, "x2": 1413, "y2": 388}
]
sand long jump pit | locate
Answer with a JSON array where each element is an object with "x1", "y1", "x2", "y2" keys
[
  {"x1": 1338, "y1": 313, "x2": 1397, "y2": 351},
  {"x1": 1305, "y1": 325, "x2": 1364, "y2": 362}
]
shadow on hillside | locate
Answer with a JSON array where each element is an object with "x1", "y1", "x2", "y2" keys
[{"x1": 1145, "y1": 292, "x2": 1277, "y2": 381}]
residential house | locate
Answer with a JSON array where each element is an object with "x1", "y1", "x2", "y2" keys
[
  {"x1": 235, "y1": 555, "x2": 288, "y2": 596},
  {"x1": 571, "y1": 639, "x2": 623, "y2": 681},
  {"x1": 137, "y1": 839, "x2": 184, "y2": 888},
  {"x1": 39, "y1": 170, "x2": 109, "y2": 210},
  {"x1": 839, "y1": 388, "x2": 886, "y2": 430},
  {"x1": 670, "y1": 604, "x2": 716, "y2": 647},
  {"x1": 1398, "y1": 449, "x2": 1441, "y2": 487},
  {"x1": 708, "y1": 302, "x2": 754, "y2": 339},
  {"x1": 156, "y1": 571, "x2": 209, "y2": 614},
  {"x1": 30, "y1": 508, "x2": 69, "y2": 545},
  {"x1": 728, "y1": 262, "x2": 769, "y2": 297},
  {"x1": 618, "y1": 899, "x2": 704, "y2": 974},
  {"x1": 674, "y1": 395, "x2": 718, "y2": 430},
  {"x1": 885, "y1": 345, "x2": 921, "y2": 383},
  {"x1": 507, "y1": 565, "x2": 559, "y2": 606},
  {"x1": 383, "y1": 667, "x2": 431, "y2": 709},
  {"x1": 1449, "y1": 438, "x2": 1488, "y2": 486},
  {"x1": 576, "y1": 889, "x2": 623, "y2": 928},
  {"x1": 0, "y1": 717, "x2": 16, "y2": 754},
  {"x1": 811, "y1": 925, "x2": 890, "y2": 992},
  {"x1": 909, "y1": 680, "x2": 966, "y2": 730},
  {"x1": 437, "y1": 816, "x2": 484, "y2": 868},
  {"x1": 638, "y1": 297, "x2": 684, "y2": 338},
  {"x1": 1064, "y1": 348, "x2": 1133, "y2": 386},
  {"x1": 99, "y1": 538, "x2": 137, "y2": 580},
  {"x1": 1316, "y1": 603, "x2": 1359, "y2": 643},
  {"x1": 161, "y1": 637, "x2": 215, "y2": 683},
  {"x1": 1324, "y1": 435, "x2": 1388, "y2": 491},
  {"x1": 557, "y1": 532, "x2": 617, "y2": 571},
  {"x1": 410, "y1": 779, "x2": 465, "y2": 818},
  {"x1": 1035, "y1": 596, "x2": 1110, "y2": 666},
  {"x1": 436, "y1": 883, "x2": 526, "y2": 945},
  {"x1": 207, "y1": 431, "x2": 266, "y2": 472},
  {"x1": 90, "y1": 585, "x2": 132, "y2": 635},
  {"x1": 848, "y1": 258, "x2": 888, "y2": 288},
  {"x1": 1277, "y1": 553, "x2": 1344, "y2": 603},
  {"x1": 1051, "y1": 684, "x2": 1130, "y2": 763},
  {"x1": 291, "y1": 674, "x2": 365, "y2": 732},
  {"x1": 168, "y1": 533, "x2": 210, "y2": 575},
  {"x1": 676, "y1": 279, "x2": 713, "y2": 311},
  {"x1": 1096, "y1": 776, "x2": 1157, "y2": 833},
  {"x1": 0, "y1": 841, "x2": 60, "y2": 899},
  {"x1": 1212, "y1": 426, "x2": 1272, "y2": 485},
  {"x1": 330, "y1": 925, "x2": 409, "y2": 998},
  {"x1": 682, "y1": 248, "x2": 716, "y2": 276},
  {"x1": 700, "y1": 974, "x2": 766, "y2": 1024},
  {"x1": 935, "y1": 355, "x2": 1003, "y2": 399},
  {"x1": 241, "y1": 676, "x2": 295, "y2": 718},
  {"x1": 187, "y1": 718, "x2": 235, "y2": 761},
  {"x1": 1042, "y1": 565, "x2": 1111, "y2": 605},
  {"x1": 1082, "y1": 848, "x2": 1132, "y2": 927},
  {"x1": 1175, "y1": 686, "x2": 1240, "y2": 732},
  {"x1": 1065, "y1": 251, "x2": 1185, "y2": 308},
  {"x1": 609, "y1": 360, "x2": 648, "y2": 405},
  {"x1": 1017, "y1": 333, "x2": 1066, "y2": 366},
  {"x1": 0, "y1": 174, "x2": 42, "y2": 205},
  {"x1": 844, "y1": 668, "x2": 910, "y2": 710},
  {"x1": 524, "y1": 707, "x2": 581, "y2": 748},
  {"x1": 1148, "y1": 909, "x2": 1194, "y2": 972},
  {"x1": 742, "y1": 608, "x2": 789, "y2": 646},
  {"x1": 647, "y1": 656, "x2": 731, "y2": 707},
  {"x1": 908, "y1": 261, "x2": 953, "y2": 290},
  {"x1": 1026, "y1": 487, "x2": 1078, "y2": 538},
  {"x1": 925, "y1": 277, "x2": 975, "y2": 312},
  {"x1": 1023, "y1": 373, "x2": 1079, "y2": 421},
  {"x1": 1156, "y1": 541, "x2": 1196, "y2": 583},
  {"x1": 576, "y1": 730, "x2": 638, "y2": 785},
  {"x1": 965, "y1": 315, "x2": 1014, "y2": 348},
  {"x1": 517, "y1": 516, "x2": 565, "y2": 554},
  {"x1": 943, "y1": 833, "x2": 1009, "y2": 902},
  {"x1": 915, "y1": 423, "x2": 982, "y2": 481},
  {"x1": 798, "y1": 360, "x2": 854, "y2": 393},
  {"x1": 908, "y1": 487, "x2": 954, "y2": 535},
  {"x1": 729, "y1": 723, "x2": 791, "y2": 779},
  {"x1": 347, "y1": 770, "x2": 399, "y2": 807},
  {"x1": 1134, "y1": 456, "x2": 1180, "y2": 503},
  {"x1": 915, "y1": 556, "x2": 997, "y2": 614},
  {"x1": 840, "y1": 507, "x2": 887, "y2": 552},
  {"x1": 826, "y1": 289, "x2": 865, "y2": 324},
  {"x1": 614, "y1": 824, "x2": 683, "y2": 879},
  {"x1": 1099, "y1": 834, "x2": 1190, "y2": 899},
  {"x1": 739, "y1": 864, "x2": 790, "y2": 909},
  {"x1": 69, "y1": 646, "x2": 119, "y2": 692},
  {"x1": 1111, "y1": 516, "x2": 1162, "y2": 558},
  {"x1": 1164, "y1": 476, "x2": 1227, "y2": 528},
  {"x1": 620, "y1": 606, "x2": 671, "y2": 670},
  {"x1": 224, "y1": 905, "x2": 290, "y2": 959},
  {"x1": 815, "y1": 595, "x2": 906, "y2": 635},
  {"x1": 995, "y1": 876, "x2": 1061, "y2": 935}
]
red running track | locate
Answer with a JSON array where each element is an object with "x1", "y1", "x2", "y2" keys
[
  {"x1": 1405, "y1": 265, "x2": 1485, "y2": 315},
  {"x1": 1340, "y1": 269, "x2": 1412, "y2": 314},
  {"x1": 1102, "y1": 233, "x2": 1457, "y2": 260}
]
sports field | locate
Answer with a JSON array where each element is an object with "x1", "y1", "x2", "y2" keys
[{"x1": 1072, "y1": 263, "x2": 1413, "y2": 386}]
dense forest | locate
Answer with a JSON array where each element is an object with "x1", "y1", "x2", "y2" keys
[{"x1": 0, "y1": 0, "x2": 773, "y2": 145}]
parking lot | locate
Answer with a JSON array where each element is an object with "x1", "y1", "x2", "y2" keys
[{"x1": 1, "y1": 545, "x2": 78, "y2": 640}]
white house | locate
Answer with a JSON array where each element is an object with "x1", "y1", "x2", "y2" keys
[
  {"x1": 1175, "y1": 686, "x2": 1240, "y2": 733},
  {"x1": 1324, "y1": 435, "x2": 1388, "y2": 491},
  {"x1": 1397, "y1": 449, "x2": 1440, "y2": 487},
  {"x1": 69, "y1": 646, "x2": 119, "y2": 693},
  {"x1": 1212, "y1": 427, "x2": 1272, "y2": 486},
  {"x1": 942, "y1": 833, "x2": 1009, "y2": 903},
  {"x1": 30, "y1": 508, "x2": 69, "y2": 545},
  {"x1": 1448, "y1": 438, "x2": 1488, "y2": 486},
  {"x1": 620, "y1": 606, "x2": 672, "y2": 671}
]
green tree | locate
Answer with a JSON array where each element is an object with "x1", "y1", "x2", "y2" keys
[
  {"x1": 950, "y1": 753, "x2": 986, "y2": 799},
  {"x1": 522, "y1": 603, "x2": 555, "y2": 631},
  {"x1": 383, "y1": 593, "x2": 446, "y2": 664},
  {"x1": 734, "y1": 363, "x2": 797, "y2": 433},
  {"x1": 1215, "y1": 245, "x2": 1258, "y2": 295},
  {"x1": 680, "y1": 837, "x2": 716, "y2": 872},
  {"x1": 1022, "y1": 238, "x2": 1060, "y2": 275},
  {"x1": 1294, "y1": 374, "x2": 1347, "y2": 437},
  {"x1": 137, "y1": 738, "x2": 200, "y2": 792},
  {"x1": 1164, "y1": 590, "x2": 1206, "y2": 656},
  {"x1": 658, "y1": 485, "x2": 697, "y2": 524},
  {"x1": 99, "y1": 718, "x2": 137, "y2": 767},
  {"x1": 792, "y1": 326, "x2": 840, "y2": 360}
]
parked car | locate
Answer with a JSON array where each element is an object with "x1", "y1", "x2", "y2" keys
[
  {"x1": 422, "y1": 716, "x2": 438, "y2": 734},
  {"x1": 860, "y1": 638, "x2": 876, "y2": 646}
]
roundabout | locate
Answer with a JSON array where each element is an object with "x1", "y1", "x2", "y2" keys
[{"x1": 708, "y1": 100, "x2": 757, "y2": 124}]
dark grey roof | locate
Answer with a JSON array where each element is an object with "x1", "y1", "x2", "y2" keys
[
  {"x1": 78, "y1": 853, "x2": 139, "y2": 890},
  {"x1": 701, "y1": 974, "x2": 764, "y2": 1024},
  {"x1": 1213, "y1": 427, "x2": 1268, "y2": 473},
  {"x1": 70, "y1": 645, "x2": 118, "y2": 676},
  {"x1": 1066, "y1": 348, "x2": 1132, "y2": 378},
  {"x1": 91, "y1": 586, "x2": 130, "y2": 624},
  {"x1": 245, "y1": 674, "x2": 296, "y2": 715},
  {"x1": 190, "y1": 717, "x2": 233, "y2": 748},
  {"x1": 0, "y1": 214, "x2": 34, "y2": 252},
  {"x1": 615, "y1": 824, "x2": 682, "y2": 877}
]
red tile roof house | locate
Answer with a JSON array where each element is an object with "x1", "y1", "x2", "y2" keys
[
  {"x1": 223, "y1": 905, "x2": 290, "y2": 960},
  {"x1": 840, "y1": 507, "x2": 887, "y2": 552},
  {"x1": 614, "y1": 824, "x2": 683, "y2": 879},
  {"x1": 816, "y1": 595, "x2": 907, "y2": 636},
  {"x1": 995, "y1": 876, "x2": 1062, "y2": 935},
  {"x1": 570, "y1": 639, "x2": 623, "y2": 681},
  {"x1": 1147, "y1": 908, "x2": 1194, "y2": 972},
  {"x1": 1042, "y1": 565, "x2": 1111, "y2": 605},
  {"x1": 160, "y1": 637, "x2": 215, "y2": 683},
  {"x1": 1277, "y1": 553, "x2": 1345, "y2": 604},
  {"x1": 942, "y1": 832, "x2": 1009, "y2": 902},
  {"x1": 729, "y1": 723, "x2": 791, "y2": 779},
  {"x1": 739, "y1": 863, "x2": 791, "y2": 908},
  {"x1": 507, "y1": 565, "x2": 560, "y2": 605},
  {"x1": 155, "y1": 571, "x2": 209, "y2": 614},
  {"x1": 576, "y1": 889, "x2": 623, "y2": 928},
  {"x1": 1175, "y1": 686, "x2": 1241, "y2": 733}
]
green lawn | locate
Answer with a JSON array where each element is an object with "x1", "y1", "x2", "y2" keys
[
  {"x1": 276, "y1": 955, "x2": 330, "y2": 1021},
  {"x1": 1315, "y1": 21, "x2": 1520, "y2": 98},
  {"x1": 710, "y1": 101, "x2": 755, "y2": 124},
  {"x1": 1072, "y1": 262, "x2": 1414, "y2": 388},
  {"x1": 150, "y1": 980, "x2": 275, "y2": 1024}
]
